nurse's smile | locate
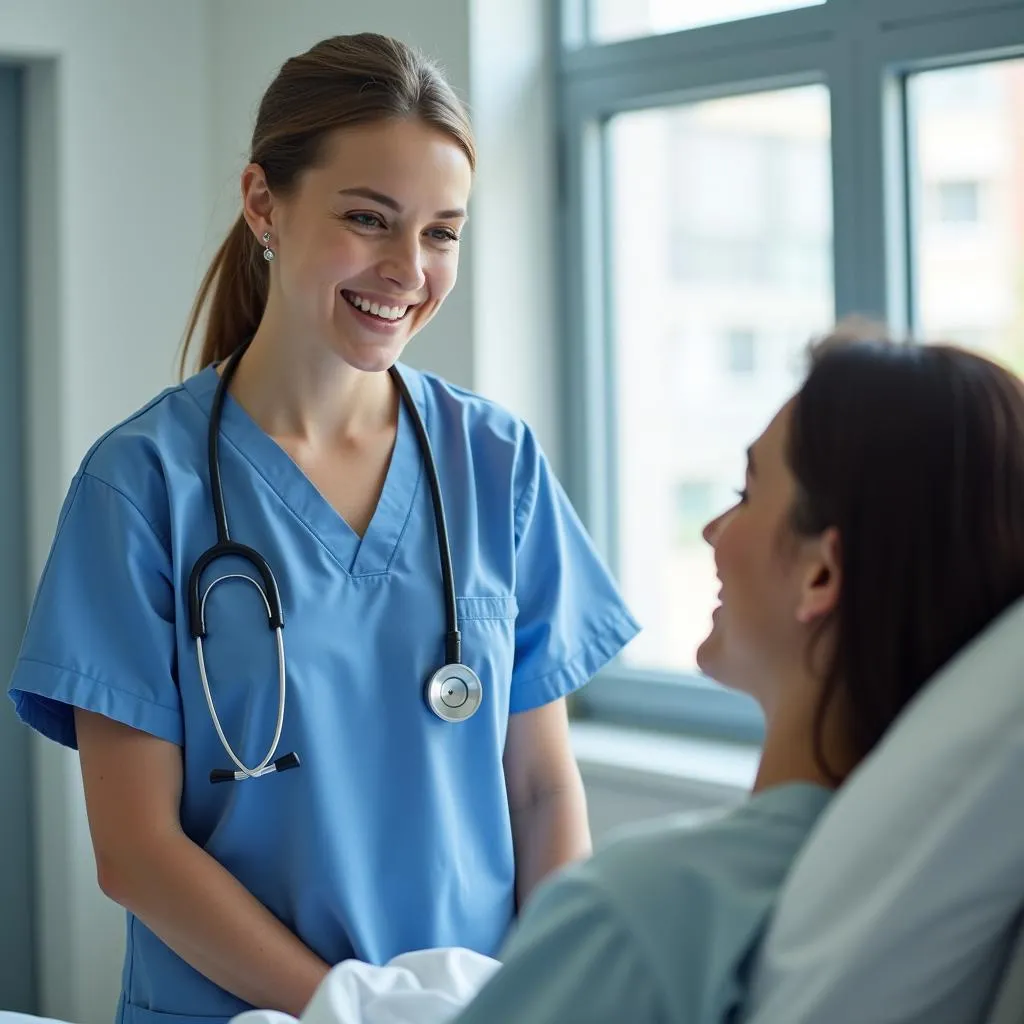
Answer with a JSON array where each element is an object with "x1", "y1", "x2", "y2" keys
[{"x1": 340, "y1": 290, "x2": 414, "y2": 325}]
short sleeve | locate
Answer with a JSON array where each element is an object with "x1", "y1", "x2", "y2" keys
[
  {"x1": 451, "y1": 869, "x2": 668, "y2": 1024},
  {"x1": 510, "y1": 429, "x2": 640, "y2": 712},
  {"x1": 8, "y1": 470, "x2": 182, "y2": 749}
]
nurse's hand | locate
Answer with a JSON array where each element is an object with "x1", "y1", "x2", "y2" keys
[{"x1": 74, "y1": 708, "x2": 330, "y2": 1016}]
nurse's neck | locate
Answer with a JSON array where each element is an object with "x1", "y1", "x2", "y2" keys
[{"x1": 224, "y1": 319, "x2": 398, "y2": 446}]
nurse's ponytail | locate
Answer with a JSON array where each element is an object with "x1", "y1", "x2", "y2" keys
[
  {"x1": 178, "y1": 32, "x2": 476, "y2": 377},
  {"x1": 180, "y1": 215, "x2": 268, "y2": 373}
]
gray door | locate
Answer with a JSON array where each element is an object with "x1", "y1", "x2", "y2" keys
[{"x1": 0, "y1": 62, "x2": 36, "y2": 1014}]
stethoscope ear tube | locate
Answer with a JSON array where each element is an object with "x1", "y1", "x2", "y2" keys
[
  {"x1": 388, "y1": 367, "x2": 485, "y2": 720},
  {"x1": 194, "y1": 343, "x2": 486, "y2": 787},
  {"x1": 187, "y1": 541, "x2": 284, "y2": 638},
  {"x1": 389, "y1": 367, "x2": 461, "y2": 663}
]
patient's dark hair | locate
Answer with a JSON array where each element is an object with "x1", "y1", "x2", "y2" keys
[{"x1": 788, "y1": 320, "x2": 1024, "y2": 780}]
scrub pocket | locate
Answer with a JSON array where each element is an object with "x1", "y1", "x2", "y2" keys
[{"x1": 454, "y1": 596, "x2": 518, "y2": 712}]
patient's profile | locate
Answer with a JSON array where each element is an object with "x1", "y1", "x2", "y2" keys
[
  {"x1": 698, "y1": 323, "x2": 1024, "y2": 791},
  {"x1": 448, "y1": 321, "x2": 1024, "y2": 1024}
]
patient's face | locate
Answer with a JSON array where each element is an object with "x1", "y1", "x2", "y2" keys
[{"x1": 696, "y1": 400, "x2": 830, "y2": 708}]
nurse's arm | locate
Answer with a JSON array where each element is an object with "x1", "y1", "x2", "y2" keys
[
  {"x1": 74, "y1": 708, "x2": 330, "y2": 1016},
  {"x1": 503, "y1": 697, "x2": 591, "y2": 909}
]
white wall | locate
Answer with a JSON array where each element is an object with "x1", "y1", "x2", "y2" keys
[
  {"x1": 1, "y1": 3, "x2": 210, "y2": 1021},
  {"x1": 1, "y1": 1, "x2": 563, "y2": 1020},
  {"x1": 468, "y1": 0, "x2": 562, "y2": 459}
]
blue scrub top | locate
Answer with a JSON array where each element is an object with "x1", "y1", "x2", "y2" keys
[
  {"x1": 8, "y1": 363, "x2": 640, "y2": 1024},
  {"x1": 451, "y1": 783, "x2": 833, "y2": 1024}
]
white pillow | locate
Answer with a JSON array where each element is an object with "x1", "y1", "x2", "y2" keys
[{"x1": 744, "y1": 595, "x2": 1024, "y2": 1024}]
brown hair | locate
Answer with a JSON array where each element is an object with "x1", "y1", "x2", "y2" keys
[
  {"x1": 179, "y1": 33, "x2": 476, "y2": 376},
  {"x1": 788, "y1": 322, "x2": 1024, "y2": 780}
]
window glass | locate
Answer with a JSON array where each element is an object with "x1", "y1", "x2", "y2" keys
[{"x1": 608, "y1": 86, "x2": 834, "y2": 674}]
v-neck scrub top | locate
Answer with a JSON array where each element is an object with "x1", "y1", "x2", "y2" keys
[{"x1": 8, "y1": 363, "x2": 640, "y2": 1024}]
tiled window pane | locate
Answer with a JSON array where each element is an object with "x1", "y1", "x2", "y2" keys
[
  {"x1": 608, "y1": 87, "x2": 834, "y2": 674},
  {"x1": 909, "y1": 60, "x2": 1024, "y2": 376},
  {"x1": 590, "y1": 0, "x2": 824, "y2": 45}
]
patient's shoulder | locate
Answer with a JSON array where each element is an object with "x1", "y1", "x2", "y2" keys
[
  {"x1": 592, "y1": 782, "x2": 830, "y2": 891},
  {"x1": 578, "y1": 783, "x2": 832, "y2": 1013}
]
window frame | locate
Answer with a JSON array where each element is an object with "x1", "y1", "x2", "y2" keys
[{"x1": 556, "y1": 0, "x2": 1024, "y2": 740}]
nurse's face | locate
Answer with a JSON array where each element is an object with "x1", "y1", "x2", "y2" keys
[
  {"x1": 696, "y1": 400, "x2": 839, "y2": 710},
  {"x1": 250, "y1": 117, "x2": 472, "y2": 372}
]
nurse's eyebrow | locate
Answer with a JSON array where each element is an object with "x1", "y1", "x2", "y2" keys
[{"x1": 338, "y1": 186, "x2": 467, "y2": 220}]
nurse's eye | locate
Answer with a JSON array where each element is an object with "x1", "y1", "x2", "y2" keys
[
  {"x1": 344, "y1": 212, "x2": 387, "y2": 230},
  {"x1": 426, "y1": 226, "x2": 461, "y2": 246}
]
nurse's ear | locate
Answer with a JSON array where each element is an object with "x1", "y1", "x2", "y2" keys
[
  {"x1": 241, "y1": 163, "x2": 277, "y2": 247},
  {"x1": 794, "y1": 526, "x2": 841, "y2": 625}
]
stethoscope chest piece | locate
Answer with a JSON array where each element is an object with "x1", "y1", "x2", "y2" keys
[{"x1": 425, "y1": 663, "x2": 483, "y2": 723}]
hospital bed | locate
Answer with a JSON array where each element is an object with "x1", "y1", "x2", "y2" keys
[{"x1": 3, "y1": 595, "x2": 1024, "y2": 1024}]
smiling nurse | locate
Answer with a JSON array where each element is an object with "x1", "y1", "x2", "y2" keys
[{"x1": 6, "y1": 33, "x2": 639, "y2": 1024}]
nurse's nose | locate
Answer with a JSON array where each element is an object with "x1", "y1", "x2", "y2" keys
[{"x1": 378, "y1": 232, "x2": 426, "y2": 292}]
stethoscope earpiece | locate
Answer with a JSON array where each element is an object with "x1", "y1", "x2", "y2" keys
[{"x1": 189, "y1": 339, "x2": 483, "y2": 784}]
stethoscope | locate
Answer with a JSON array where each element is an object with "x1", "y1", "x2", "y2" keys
[{"x1": 187, "y1": 338, "x2": 484, "y2": 784}]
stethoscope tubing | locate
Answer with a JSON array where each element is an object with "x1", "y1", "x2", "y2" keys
[{"x1": 187, "y1": 339, "x2": 480, "y2": 784}]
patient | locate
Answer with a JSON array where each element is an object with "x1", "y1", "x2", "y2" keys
[
  {"x1": 233, "y1": 323, "x2": 1024, "y2": 1024},
  {"x1": 447, "y1": 324, "x2": 1024, "y2": 1024}
]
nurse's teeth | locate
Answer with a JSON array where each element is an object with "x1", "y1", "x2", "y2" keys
[{"x1": 345, "y1": 292, "x2": 409, "y2": 320}]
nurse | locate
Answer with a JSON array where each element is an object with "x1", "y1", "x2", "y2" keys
[{"x1": 6, "y1": 32, "x2": 639, "y2": 1024}]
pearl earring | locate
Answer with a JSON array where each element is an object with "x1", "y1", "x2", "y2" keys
[{"x1": 262, "y1": 231, "x2": 275, "y2": 262}]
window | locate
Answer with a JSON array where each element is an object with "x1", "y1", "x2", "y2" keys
[
  {"x1": 559, "y1": 0, "x2": 1024, "y2": 738},
  {"x1": 908, "y1": 60, "x2": 1024, "y2": 377},
  {"x1": 726, "y1": 329, "x2": 757, "y2": 375},
  {"x1": 935, "y1": 181, "x2": 981, "y2": 224},
  {"x1": 666, "y1": 94, "x2": 833, "y2": 293},
  {"x1": 588, "y1": 0, "x2": 825, "y2": 45},
  {"x1": 674, "y1": 480, "x2": 717, "y2": 540},
  {"x1": 607, "y1": 87, "x2": 832, "y2": 679}
]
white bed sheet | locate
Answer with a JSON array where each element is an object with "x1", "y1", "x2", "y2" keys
[{"x1": 232, "y1": 948, "x2": 499, "y2": 1024}]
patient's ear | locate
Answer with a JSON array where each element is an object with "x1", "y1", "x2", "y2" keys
[{"x1": 795, "y1": 526, "x2": 841, "y2": 624}]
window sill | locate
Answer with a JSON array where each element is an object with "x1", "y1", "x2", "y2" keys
[{"x1": 569, "y1": 720, "x2": 759, "y2": 803}]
